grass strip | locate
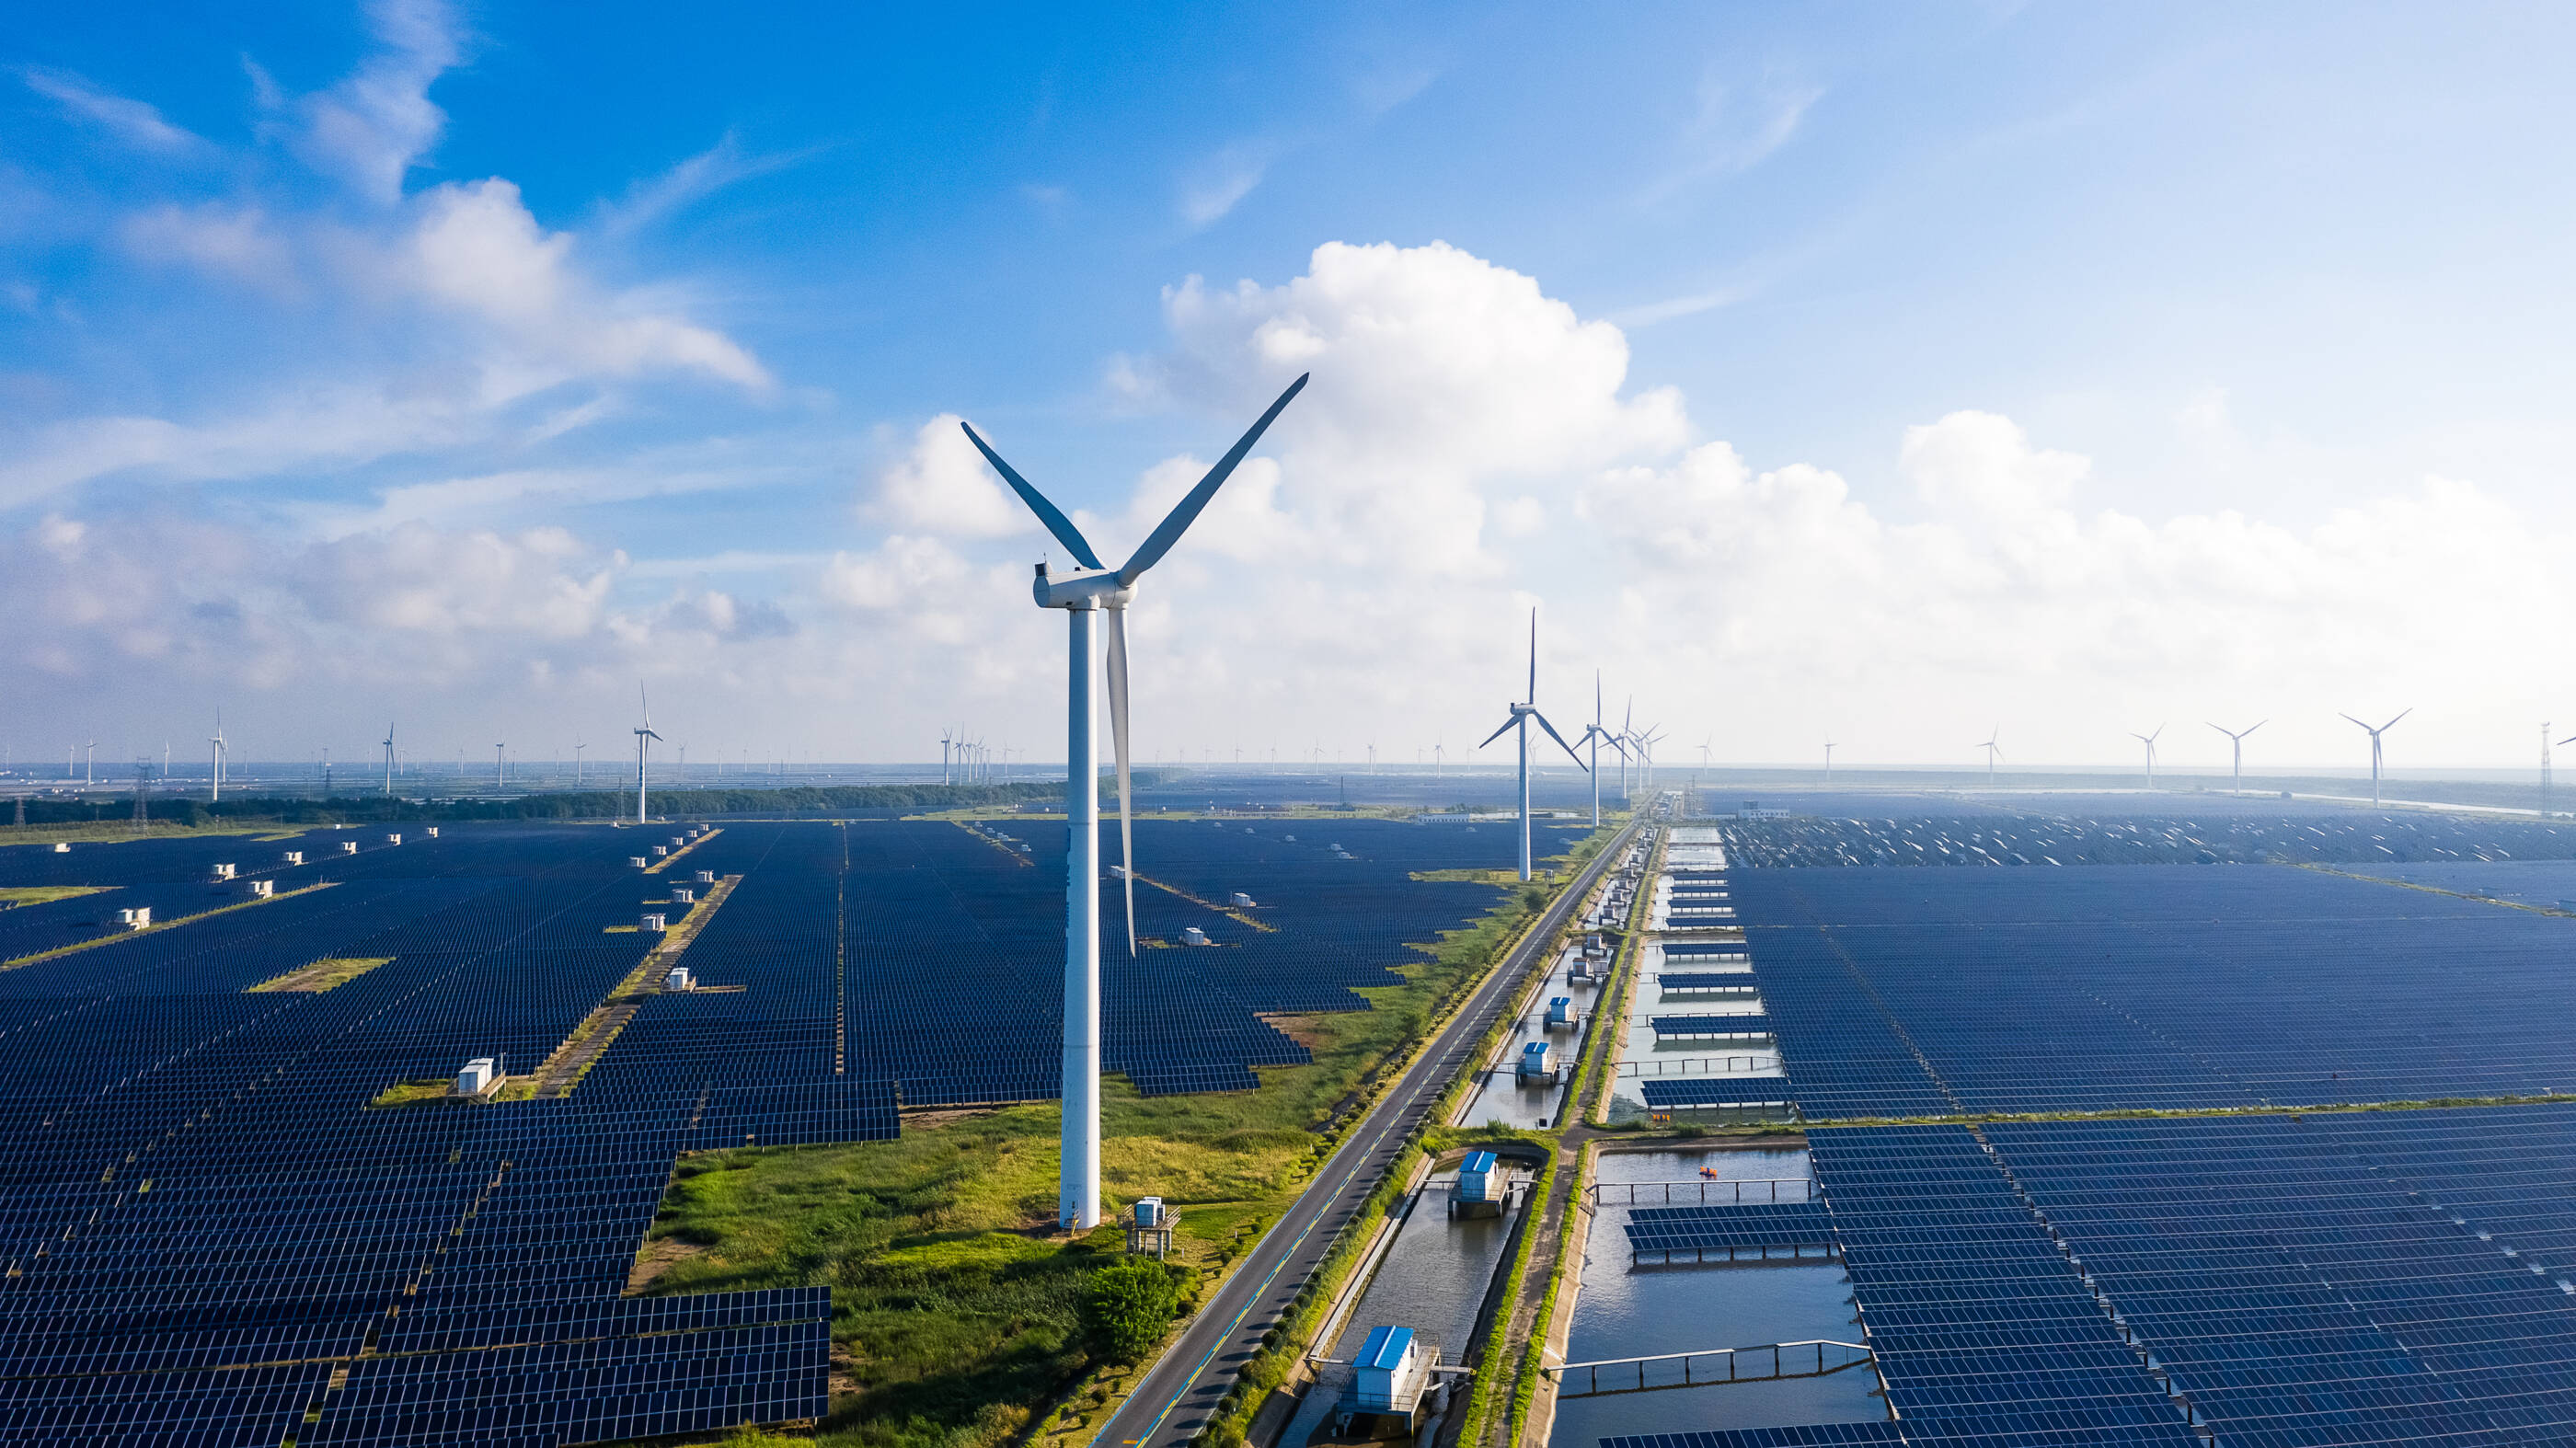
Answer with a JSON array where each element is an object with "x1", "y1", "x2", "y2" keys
[
  {"x1": 247, "y1": 957, "x2": 393, "y2": 993},
  {"x1": 0, "y1": 881, "x2": 332, "y2": 971},
  {"x1": 1455, "y1": 1148, "x2": 1557, "y2": 1448},
  {"x1": 0, "y1": 886, "x2": 111, "y2": 906}
]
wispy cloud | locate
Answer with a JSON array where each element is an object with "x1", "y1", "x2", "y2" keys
[
  {"x1": 20, "y1": 67, "x2": 205, "y2": 152},
  {"x1": 1639, "y1": 63, "x2": 1823, "y2": 204},
  {"x1": 284, "y1": 0, "x2": 465, "y2": 202},
  {"x1": 1607, "y1": 284, "x2": 1754, "y2": 329},
  {"x1": 1178, "y1": 139, "x2": 1280, "y2": 228},
  {"x1": 599, "y1": 132, "x2": 824, "y2": 238}
]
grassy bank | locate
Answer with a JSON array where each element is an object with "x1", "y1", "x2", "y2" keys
[{"x1": 604, "y1": 836, "x2": 1616, "y2": 1448}]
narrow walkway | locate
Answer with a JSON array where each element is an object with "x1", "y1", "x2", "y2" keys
[{"x1": 529, "y1": 874, "x2": 741, "y2": 1100}]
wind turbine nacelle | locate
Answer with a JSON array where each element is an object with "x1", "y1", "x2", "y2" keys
[{"x1": 1030, "y1": 563, "x2": 1133, "y2": 612}]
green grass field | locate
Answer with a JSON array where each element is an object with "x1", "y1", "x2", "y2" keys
[{"x1": 605, "y1": 827, "x2": 1612, "y2": 1448}]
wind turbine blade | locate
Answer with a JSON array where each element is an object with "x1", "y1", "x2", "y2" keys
[
  {"x1": 2340, "y1": 713, "x2": 2368, "y2": 730},
  {"x1": 2381, "y1": 708, "x2": 2411, "y2": 730},
  {"x1": 1526, "y1": 609, "x2": 1537, "y2": 707},
  {"x1": 1478, "y1": 717, "x2": 1517, "y2": 751},
  {"x1": 1533, "y1": 711, "x2": 1588, "y2": 770},
  {"x1": 1116, "y1": 373, "x2": 1308, "y2": 585},
  {"x1": 959, "y1": 423, "x2": 1106, "y2": 569},
  {"x1": 2248, "y1": 719, "x2": 2267, "y2": 735},
  {"x1": 1106, "y1": 607, "x2": 1136, "y2": 957}
]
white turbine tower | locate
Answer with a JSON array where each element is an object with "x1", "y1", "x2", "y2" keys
[
  {"x1": 2130, "y1": 724, "x2": 2164, "y2": 790},
  {"x1": 2340, "y1": 709, "x2": 2409, "y2": 808},
  {"x1": 383, "y1": 723, "x2": 397, "y2": 799},
  {"x1": 2553, "y1": 727, "x2": 2576, "y2": 820},
  {"x1": 634, "y1": 686, "x2": 664, "y2": 822},
  {"x1": 1575, "y1": 672, "x2": 1626, "y2": 828},
  {"x1": 1823, "y1": 738, "x2": 1838, "y2": 785},
  {"x1": 1979, "y1": 728, "x2": 2003, "y2": 784},
  {"x1": 2208, "y1": 720, "x2": 2265, "y2": 795},
  {"x1": 964, "y1": 372, "x2": 1306, "y2": 1231},
  {"x1": 1476, "y1": 609, "x2": 1590, "y2": 882},
  {"x1": 208, "y1": 710, "x2": 226, "y2": 804}
]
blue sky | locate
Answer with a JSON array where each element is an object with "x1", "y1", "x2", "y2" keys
[{"x1": 6, "y1": 2, "x2": 2575, "y2": 774}]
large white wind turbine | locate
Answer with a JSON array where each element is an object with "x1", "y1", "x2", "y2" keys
[
  {"x1": 2130, "y1": 724, "x2": 2164, "y2": 790},
  {"x1": 964, "y1": 372, "x2": 1307, "y2": 1231},
  {"x1": 208, "y1": 711, "x2": 226, "y2": 804},
  {"x1": 1823, "y1": 738, "x2": 1838, "y2": 785},
  {"x1": 2208, "y1": 720, "x2": 2265, "y2": 795},
  {"x1": 383, "y1": 724, "x2": 397, "y2": 799},
  {"x1": 2340, "y1": 709, "x2": 2409, "y2": 807},
  {"x1": 1477, "y1": 609, "x2": 1590, "y2": 883},
  {"x1": 634, "y1": 686, "x2": 664, "y2": 822},
  {"x1": 1979, "y1": 728, "x2": 2003, "y2": 783}
]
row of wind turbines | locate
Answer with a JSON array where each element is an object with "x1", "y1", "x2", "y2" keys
[
  {"x1": 1972, "y1": 712, "x2": 2414, "y2": 805},
  {"x1": 178, "y1": 698, "x2": 674, "y2": 823}
]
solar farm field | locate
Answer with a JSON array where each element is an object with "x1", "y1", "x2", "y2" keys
[
  {"x1": 1731, "y1": 864, "x2": 2576, "y2": 1118},
  {"x1": 0, "y1": 813, "x2": 1587, "y2": 1447},
  {"x1": 1647, "y1": 821, "x2": 2576, "y2": 1448},
  {"x1": 1720, "y1": 809, "x2": 2576, "y2": 868}
]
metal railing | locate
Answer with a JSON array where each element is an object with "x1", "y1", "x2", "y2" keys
[
  {"x1": 1588, "y1": 1177, "x2": 1811, "y2": 1206},
  {"x1": 1615, "y1": 1055, "x2": 1772, "y2": 1076},
  {"x1": 1547, "y1": 1340, "x2": 1871, "y2": 1397}
]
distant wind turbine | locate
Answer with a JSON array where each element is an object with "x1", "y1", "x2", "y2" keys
[
  {"x1": 964, "y1": 371, "x2": 1306, "y2": 1232},
  {"x1": 2552, "y1": 726, "x2": 2576, "y2": 820},
  {"x1": 634, "y1": 685, "x2": 664, "y2": 822},
  {"x1": 1477, "y1": 609, "x2": 1589, "y2": 882},
  {"x1": 2130, "y1": 724, "x2": 2164, "y2": 790},
  {"x1": 1823, "y1": 738, "x2": 1838, "y2": 785},
  {"x1": 2208, "y1": 720, "x2": 2265, "y2": 795},
  {"x1": 208, "y1": 711, "x2": 226, "y2": 804},
  {"x1": 383, "y1": 723, "x2": 397, "y2": 799},
  {"x1": 2339, "y1": 709, "x2": 2410, "y2": 807},
  {"x1": 1575, "y1": 672, "x2": 1627, "y2": 827},
  {"x1": 1978, "y1": 728, "x2": 2003, "y2": 784}
]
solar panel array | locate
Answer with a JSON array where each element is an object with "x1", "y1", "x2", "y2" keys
[
  {"x1": 0, "y1": 810, "x2": 1547, "y2": 1442},
  {"x1": 1728, "y1": 865, "x2": 2576, "y2": 1118},
  {"x1": 1622, "y1": 1201, "x2": 1834, "y2": 1261},
  {"x1": 1637, "y1": 841, "x2": 2576, "y2": 1448},
  {"x1": 1719, "y1": 810, "x2": 2576, "y2": 869},
  {"x1": 0, "y1": 825, "x2": 853, "y2": 1446},
  {"x1": 840, "y1": 818, "x2": 1556, "y2": 1104}
]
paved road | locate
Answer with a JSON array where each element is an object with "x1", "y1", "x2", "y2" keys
[{"x1": 1092, "y1": 822, "x2": 1643, "y2": 1448}]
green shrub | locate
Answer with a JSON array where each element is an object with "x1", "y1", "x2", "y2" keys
[{"x1": 1086, "y1": 1258, "x2": 1182, "y2": 1363}]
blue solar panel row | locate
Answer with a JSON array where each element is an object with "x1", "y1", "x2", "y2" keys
[
  {"x1": 1623, "y1": 1201, "x2": 1834, "y2": 1259},
  {"x1": 1730, "y1": 866, "x2": 2576, "y2": 1116}
]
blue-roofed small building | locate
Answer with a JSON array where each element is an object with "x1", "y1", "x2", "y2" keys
[
  {"x1": 1515, "y1": 1040, "x2": 1558, "y2": 1084},
  {"x1": 1335, "y1": 1324, "x2": 1439, "y2": 1437},
  {"x1": 1452, "y1": 1149, "x2": 1504, "y2": 1219}
]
